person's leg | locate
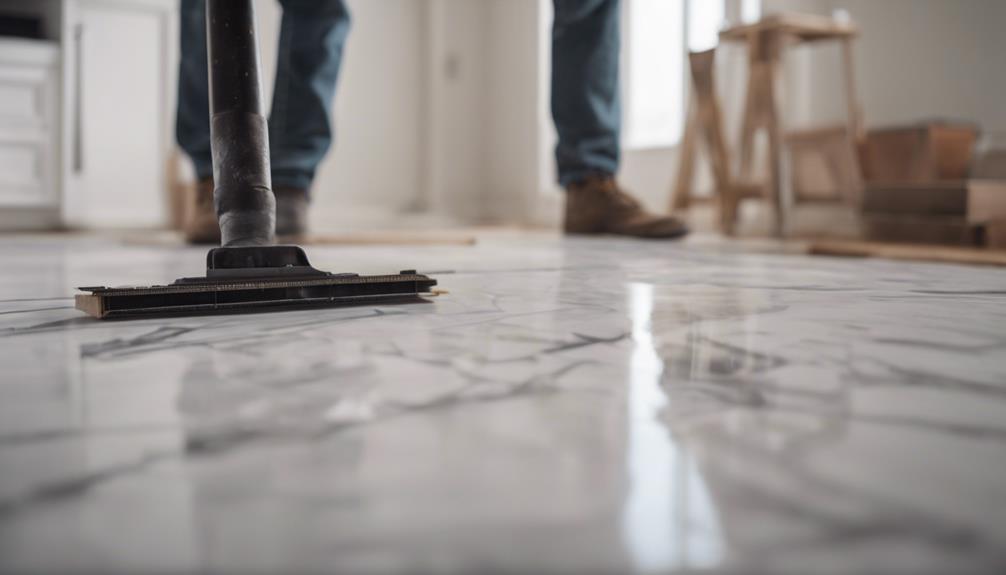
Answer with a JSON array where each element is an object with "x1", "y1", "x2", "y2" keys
[
  {"x1": 551, "y1": 0, "x2": 687, "y2": 239},
  {"x1": 551, "y1": 0, "x2": 621, "y2": 187},
  {"x1": 176, "y1": 0, "x2": 212, "y2": 181},
  {"x1": 176, "y1": 0, "x2": 220, "y2": 243},
  {"x1": 271, "y1": 0, "x2": 351, "y2": 191}
]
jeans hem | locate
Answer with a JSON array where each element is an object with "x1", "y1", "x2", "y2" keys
[
  {"x1": 558, "y1": 166, "x2": 617, "y2": 188},
  {"x1": 271, "y1": 173, "x2": 313, "y2": 191}
]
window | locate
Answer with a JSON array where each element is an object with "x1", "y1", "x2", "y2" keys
[
  {"x1": 622, "y1": 0, "x2": 761, "y2": 149},
  {"x1": 742, "y1": 0, "x2": 762, "y2": 25},
  {"x1": 688, "y1": 0, "x2": 724, "y2": 52},
  {"x1": 623, "y1": 0, "x2": 685, "y2": 150}
]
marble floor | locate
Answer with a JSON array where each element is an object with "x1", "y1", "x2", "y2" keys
[{"x1": 0, "y1": 231, "x2": 1005, "y2": 574}]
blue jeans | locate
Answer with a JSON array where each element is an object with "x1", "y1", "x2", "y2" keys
[
  {"x1": 177, "y1": 0, "x2": 351, "y2": 190},
  {"x1": 551, "y1": 0, "x2": 621, "y2": 186},
  {"x1": 176, "y1": 0, "x2": 619, "y2": 190}
]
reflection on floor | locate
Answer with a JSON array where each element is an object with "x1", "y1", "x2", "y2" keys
[{"x1": 0, "y1": 232, "x2": 1004, "y2": 574}]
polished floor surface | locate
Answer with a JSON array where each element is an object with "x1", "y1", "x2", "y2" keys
[{"x1": 1, "y1": 232, "x2": 1005, "y2": 574}]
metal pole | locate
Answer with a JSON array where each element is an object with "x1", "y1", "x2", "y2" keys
[{"x1": 206, "y1": 0, "x2": 275, "y2": 246}]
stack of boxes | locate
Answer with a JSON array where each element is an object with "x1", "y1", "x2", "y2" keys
[{"x1": 860, "y1": 123, "x2": 1006, "y2": 248}]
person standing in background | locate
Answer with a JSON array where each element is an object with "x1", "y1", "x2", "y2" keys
[{"x1": 176, "y1": 0, "x2": 688, "y2": 243}]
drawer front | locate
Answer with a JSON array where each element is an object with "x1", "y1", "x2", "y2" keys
[
  {"x1": 0, "y1": 136, "x2": 50, "y2": 206},
  {"x1": 0, "y1": 66, "x2": 51, "y2": 129}
]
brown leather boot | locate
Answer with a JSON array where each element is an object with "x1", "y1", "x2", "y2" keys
[
  {"x1": 274, "y1": 187, "x2": 309, "y2": 238},
  {"x1": 564, "y1": 175, "x2": 689, "y2": 239},
  {"x1": 183, "y1": 178, "x2": 221, "y2": 244}
]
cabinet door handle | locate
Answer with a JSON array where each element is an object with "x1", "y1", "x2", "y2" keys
[{"x1": 73, "y1": 22, "x2": 84, "y2": 174}]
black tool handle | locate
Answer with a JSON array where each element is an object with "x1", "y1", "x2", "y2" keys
[{"x1": 206, "y1": 0, "x2": 274, "y2": 246}]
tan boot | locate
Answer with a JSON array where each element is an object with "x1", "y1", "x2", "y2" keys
[
  {"x1": 274, "y1": 187, "x2": 309, "y2": 238},
  {"x1": 182, "y1": 178, "x2": 221, "y2": 245},
  {"x1": 564, "y1": 175, "x2": 689, "y2": 239}
]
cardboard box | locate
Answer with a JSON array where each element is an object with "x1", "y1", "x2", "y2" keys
[
  {"x1": 862, "y1": 182, "x2": 967, "y2": 216},
  {"x1": 972, "y1": 149, "x2": 1006, "y2": 179},
  {"x1": 863, "y1": 215, "x2": 982, "y2": 246},
  {"x1": 860, "y1": 181, "x2": 1006, "y2": 247},
  {"x1": 967, "y1": 180, "x2": 1006, "y2": 223},
  {"x1": 862, "y1": 123, "x2": 978, "y2": 184},
  {"x1": 986, "y1": 221, "x2": 1006, "y2": 249},
  {"x1": 862, "y1": 180, "x2": 1006, "y2": 221}
]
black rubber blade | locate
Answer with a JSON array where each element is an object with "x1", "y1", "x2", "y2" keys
[{"x1": 75, "y1": 272, "x2": 438, "y2": 319}]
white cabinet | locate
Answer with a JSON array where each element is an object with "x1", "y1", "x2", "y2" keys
[
  {"x1": 0, "y1": 0, "x2": 176, "y2": 231},
  {"x1": 63, "y1": 0, "x2": 177, "y2": 229}
]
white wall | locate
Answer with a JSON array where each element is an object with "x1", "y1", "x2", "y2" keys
[
  {"x1": 425, "y1": 0, "x2": 491, "y2": 223},
  {"x1": 257, "y1": 0, "x2": 535, "y2": 228},
  {"x1": 768, "y1": 0, "x2": 1006, "y2": 132},
  {"x1": 484, "y1": 0, "x2": 544, "y2": 224},
  {"x1": 416, "y1": 0, "x2": 550, "y2": 226},
  {"x1": 256, "y1": 0, "x2": 429, "y2": 228}
]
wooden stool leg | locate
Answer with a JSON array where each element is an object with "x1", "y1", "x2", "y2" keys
[
  {"x1": 841, "y1": 37, "x2": 865, "y2": 206},
  {"x1": 738, "y1": 63, "x2": 762, "y2": 182},
  {"x1": 670, "y1": 98, "x2": 699, "y2": 213},
  {"x1": 841, "y1": 38, "x2": 863, "y2": 142},
  {"x1": 762, "y1": 59, "x2": 786, "y2": 237},
  {"x1": 720, "y1": 188, "x2": 739, "y2": 235},
  {"x1": 702, "y1": 103, "x2": 736, "y2": 234}
]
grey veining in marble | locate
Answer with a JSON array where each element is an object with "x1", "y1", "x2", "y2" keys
[{"x1": 1, "y1": 233, "x2": 1005, "y2": 574}]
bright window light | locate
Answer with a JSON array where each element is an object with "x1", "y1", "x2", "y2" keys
[
  {"x1": 623, "y1": 0, "x2": 684, "y2": 149},
  {"x1": 622, "y1": 0, "x2": 760, "y2": 150},
  {"x1": 742, "y1": 0, "x2": 762, "y2": 23},
  {"x1": 688, "y1": 0, "x2": 724, "y2": 52}
]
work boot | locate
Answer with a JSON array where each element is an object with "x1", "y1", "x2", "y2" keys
[
  {"x1": 183, "y1": 178, "x2": 221, "y2": 244},
  {"x1": 274, "y1": 187, "x2": 309, "y2": 238},
  {"x1": 564, "y1": 175, "x2": 689, "y2": 239}
]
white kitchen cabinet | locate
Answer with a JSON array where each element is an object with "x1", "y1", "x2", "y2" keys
[
  {"x1": 0, "y1": 0, "x2": 177, "y2": 230},
  {"x1": 64, "y1": 0, "x2": 177, "y2": 229}
]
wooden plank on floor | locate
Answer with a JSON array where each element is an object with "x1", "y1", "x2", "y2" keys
[
  {"x1": 288, "y1": 231, "x2": 477, "y2": 246},
  {"x1": 808, "y1": 239, "x2": 1006, "y2": 267},
  {"x1": 124, "y1": 230, "x2": 478, "y2": 247}
]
